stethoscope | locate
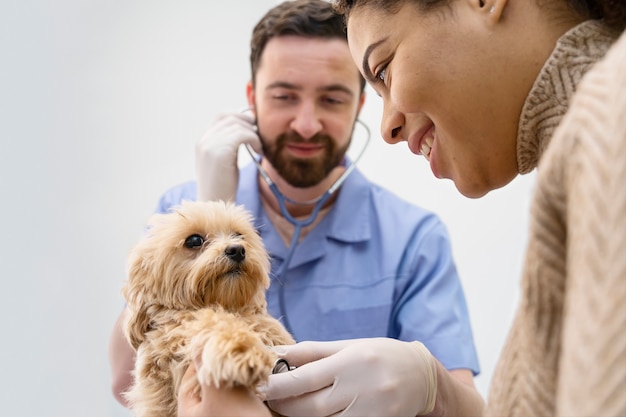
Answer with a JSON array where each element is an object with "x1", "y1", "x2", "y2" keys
[{"x1": 244, "y1": 117, "x2": 371, "y2": 336}]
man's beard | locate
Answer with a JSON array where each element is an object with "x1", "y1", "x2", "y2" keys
[{"x1": 261, "y1": 131, "x2": 349, "y2": 188}]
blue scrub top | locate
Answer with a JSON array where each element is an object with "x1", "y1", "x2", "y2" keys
[{"x1": 156, "y1": 162, "x2": 480, "y2": 375}]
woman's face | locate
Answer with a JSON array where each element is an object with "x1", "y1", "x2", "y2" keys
[{"x1": 347, "y1": 1, "x2": 533, "y2": 198}]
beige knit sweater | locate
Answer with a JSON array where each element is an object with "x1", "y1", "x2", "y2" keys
[{"x1": 486, "y1": 22, "x2": 626, "y2": 417}]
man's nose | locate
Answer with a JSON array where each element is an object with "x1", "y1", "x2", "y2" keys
[{"x1": 289, "y1": 102, "x2": 323, "y2": 140}]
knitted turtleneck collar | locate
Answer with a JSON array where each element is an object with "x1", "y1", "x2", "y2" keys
[{"x1": 516, "y1": 20, "x2": 619, "y2": 174}]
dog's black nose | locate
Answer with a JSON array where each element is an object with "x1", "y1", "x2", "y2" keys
[{"x1": 225, "y1": 244, "x2": 245, "y2": 263}]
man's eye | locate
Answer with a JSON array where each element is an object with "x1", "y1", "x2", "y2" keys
[
  {"x1": 323, "y1": 97, "x2": 344, "y2": 105},
  {"x1": 273, "y1": 93, "x2": 296, "y2": 101},
  {"x1": 184, "y1": 234, "x2": 204, "y2": 249}
]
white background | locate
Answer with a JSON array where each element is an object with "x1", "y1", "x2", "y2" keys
[{"x1": 0, "y1": 1, "x2": 536, "y2": 416}]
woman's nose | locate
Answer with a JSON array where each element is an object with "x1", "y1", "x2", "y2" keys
[
  {"x1": 381, "y1": 104, "x2": 404, "y2": 144},
  {"x1": 290, "y1": 102, "x2": 323, "y2": 139}
]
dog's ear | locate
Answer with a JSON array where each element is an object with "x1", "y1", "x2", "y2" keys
[
  {"x1": 123, "y1": 305, "x2": 151, "y2": 350},
  {"x1": 122, "y1": 238, "x2": 158, "y2": 350}
]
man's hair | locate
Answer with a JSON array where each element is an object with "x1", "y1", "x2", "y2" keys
[{"x1": 250, "y1": 0, "x2": 366, "y2": 91}]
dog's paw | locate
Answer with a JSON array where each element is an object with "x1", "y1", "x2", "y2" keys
[{"x1": 195, "y1": 327, "x2": 274, "y2": 390}]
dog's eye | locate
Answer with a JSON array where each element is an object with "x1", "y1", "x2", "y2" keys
[{"x1": 184, "y1": 234, "x2": 205, "y2": 249}]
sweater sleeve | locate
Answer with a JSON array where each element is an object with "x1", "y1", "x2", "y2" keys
[
  {"x1": 486, "y1": 28, "x2": 626, "y2": 417},
  {"x1": 552, "y1": 30, "x2": 626, "y2": 417}
]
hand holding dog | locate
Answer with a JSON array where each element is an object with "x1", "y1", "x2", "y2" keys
[
  {"x1": 178, "y1": 360, "x2": 271, "y2": 417},
  {"x1": 195, "y1": 111, "x2": 262, "y2": 202},
  {"x1": 263, "y1": 338, "x2": 438, "y2": 417}
]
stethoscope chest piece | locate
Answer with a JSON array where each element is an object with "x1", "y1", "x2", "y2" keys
[{"x1": 272, "y1": 358, "x2": 294, "y2": 374}]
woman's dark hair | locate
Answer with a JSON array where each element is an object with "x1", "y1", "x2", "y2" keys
[
  {"x1": 332, "y1": 0, "x2": 626, "y2": 30},
  {"x1": 250, "y1": 0, "x2": 366, "y2": 91},
  {"x1": 567, "y1": 0, "x2": 626, "y2": 29}
]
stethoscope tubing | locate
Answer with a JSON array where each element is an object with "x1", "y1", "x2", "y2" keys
[{"x1": 244, "y1": 118, "x2": 371, "y2": 336}]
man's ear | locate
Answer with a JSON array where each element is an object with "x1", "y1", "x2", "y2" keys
[
  {"x1": 358, "y1": 90, "x2": 366, "y2": 113},
  {"x1": 246, "y1": 81, "x2": 256, "y2": 115}
]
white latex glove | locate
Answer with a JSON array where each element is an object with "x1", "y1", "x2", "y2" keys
[
  {"x1": 261, "y1": 338, "x2": 437, "y2": 417},
  {"x1": 195, "y1": 111, "x2": 262, "y2": 202}
]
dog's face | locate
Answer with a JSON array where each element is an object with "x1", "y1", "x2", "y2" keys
[{"x1": 123, "y1": 200, "x2": 271, "y2": 323}]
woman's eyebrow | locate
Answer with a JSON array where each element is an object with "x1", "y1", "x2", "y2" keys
[{"x1": 362, "y1": 38, "x2": 388, "y2": 83}]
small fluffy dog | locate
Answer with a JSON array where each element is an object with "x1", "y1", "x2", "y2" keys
[{"x1": 122, "y1": 200, "x2": 294, "y2": 417}]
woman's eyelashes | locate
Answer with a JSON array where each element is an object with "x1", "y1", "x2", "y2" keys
[{"x1": 378, "y1": 66, "x2": 387, "y2": 82}]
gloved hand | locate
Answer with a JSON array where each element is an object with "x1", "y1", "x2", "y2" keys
[
  {"x1": 195, "y1": 111, "x2": 262, "y2": 202},
  {"x1": 261, "y1": 338, "x2": 438, "y2": 417}
]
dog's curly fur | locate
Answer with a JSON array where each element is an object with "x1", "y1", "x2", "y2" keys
[{"x1": 121, "y1": 200, "x2": 294, "y2": 417}]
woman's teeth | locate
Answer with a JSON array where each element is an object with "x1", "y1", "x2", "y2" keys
[{"x1": 420, "y1": 136, "x2": 433, "y2": 161}]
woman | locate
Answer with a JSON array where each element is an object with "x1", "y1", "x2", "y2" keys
[
  {"x1": 262, "y1": 0, "x2": 625, "y2": 416},
  {"x1": 181, "y1": 0, "x2": 626, "y2": 416}
]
